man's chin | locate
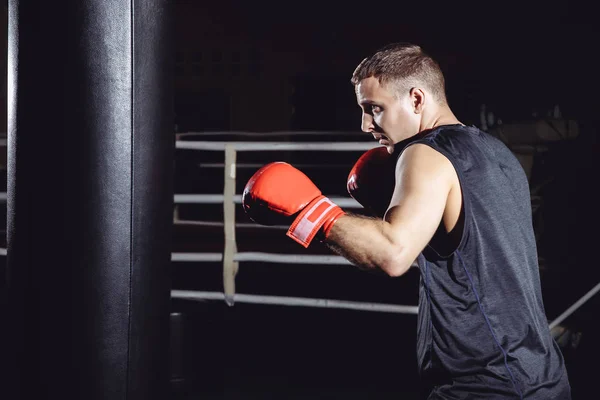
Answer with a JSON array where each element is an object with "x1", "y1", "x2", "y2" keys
[{"x1": 384, "y1": 143, "x2": 395, "y2": 154}]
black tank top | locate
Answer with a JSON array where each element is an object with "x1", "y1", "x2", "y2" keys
[{"x1": 405, "y1": 125, "x2": 571, "y2": 399}]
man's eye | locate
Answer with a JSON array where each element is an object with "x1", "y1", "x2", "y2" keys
[{"x1": 372, "y1": 105, "x2": 382, "y2": 114}]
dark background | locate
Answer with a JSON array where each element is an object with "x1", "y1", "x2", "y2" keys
[{"x1": 1, "y1": 1, "x2": 599, "y2": 399}]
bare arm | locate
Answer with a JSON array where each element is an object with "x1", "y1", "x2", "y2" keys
[
  {"x1": 325, "y1": 144, "x2": 456, "y2": 277},
  {"x1": 324, "y1": 212, "x2": 396, "y2": 275}
]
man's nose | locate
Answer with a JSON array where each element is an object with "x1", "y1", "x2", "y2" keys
[{"x1": 361, "y1": 113, "x2": 374, "y2": 133}]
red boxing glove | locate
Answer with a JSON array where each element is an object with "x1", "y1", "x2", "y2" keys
[
  {"x1": 347, "y1": 146, "x2": 397, "y2": 218},
  {"x1": 242, "y1": 162, "x2": 345, "y2": 248}
]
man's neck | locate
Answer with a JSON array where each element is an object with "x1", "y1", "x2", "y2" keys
[{"x1": 422, "y1": 107, "x2": 462, "y2": 130}]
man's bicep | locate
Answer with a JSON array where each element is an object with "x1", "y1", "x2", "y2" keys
[{"x1": 384, "y1": 144, "x2": 454, "y2": 259}]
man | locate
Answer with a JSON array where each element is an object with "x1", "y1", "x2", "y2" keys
[{"x1": 242, "y1": 43, "x2": 571, "y2": 399}]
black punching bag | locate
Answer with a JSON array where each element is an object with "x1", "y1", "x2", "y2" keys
[{"x1": 4, "y1": 0, "x2": 174, "y2": 399}]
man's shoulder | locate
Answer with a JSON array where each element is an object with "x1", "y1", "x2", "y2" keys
[
  {"x1": 420, "y1": 124, "x2": 511, "y2": 153},
  {"x1": 431, "y1": 124, "x2": 484, "y2": 138}
]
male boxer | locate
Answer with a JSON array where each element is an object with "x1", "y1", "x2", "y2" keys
[{"x1": 242, "y1": 43, "x2": 571, "y2": 399}]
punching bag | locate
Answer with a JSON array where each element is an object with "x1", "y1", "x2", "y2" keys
[{"x1": 4, "y1": 0, "x2": 174, "y2": 399}]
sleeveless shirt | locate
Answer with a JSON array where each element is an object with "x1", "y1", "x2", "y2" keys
[{"x1": 406, "y1": 125, "x2": 571, "y2": 399}]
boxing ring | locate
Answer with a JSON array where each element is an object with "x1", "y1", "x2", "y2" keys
[{"x1": 0, "y1": 133, "x2": 597, "y2": 328}]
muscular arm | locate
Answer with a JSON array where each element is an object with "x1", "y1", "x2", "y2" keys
[
  {"x1": 325, "y1": 144, "x2": 456, "y2": 277},
  {"x1": 324, "y1": 212, "x2": 395, "y2": 275}
]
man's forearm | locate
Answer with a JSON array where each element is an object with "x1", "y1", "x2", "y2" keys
[{"x1": 324, "y1": 213, "x2": 411, "y2": 277}]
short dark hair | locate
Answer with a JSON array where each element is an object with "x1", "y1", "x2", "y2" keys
[{"x1": 351, "y1": 43, "x2": 447, "y2": 104}]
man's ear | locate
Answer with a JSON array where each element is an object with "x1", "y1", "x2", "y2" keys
[{"x1": 410, "y1": 87, "x2": 425, "y2": 114}]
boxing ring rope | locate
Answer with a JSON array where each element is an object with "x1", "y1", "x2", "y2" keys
[
  {"x1": 171, "y1": 290, "x2": 419, "y2": 314},
  {"x1": 173, "y1": 194, "x2": 360, "y2": 208},
  {"x1": 171, "y1": 252, "x2": 352, "y2": 264},
  {"x1": 0, "y1": 135, "x2": 598, "y2": 322},
  {"x1": 175, "y1": 140, "x2": 378, "y2": 152}
]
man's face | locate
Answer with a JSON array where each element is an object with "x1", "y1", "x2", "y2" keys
[{"x1": 355, "y1": 76, "x2": 421, "y2": 153}]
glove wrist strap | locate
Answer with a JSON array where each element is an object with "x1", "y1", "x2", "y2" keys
[{"x1": 286, "y1": 195, "x2": 344, "y2": 248}]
